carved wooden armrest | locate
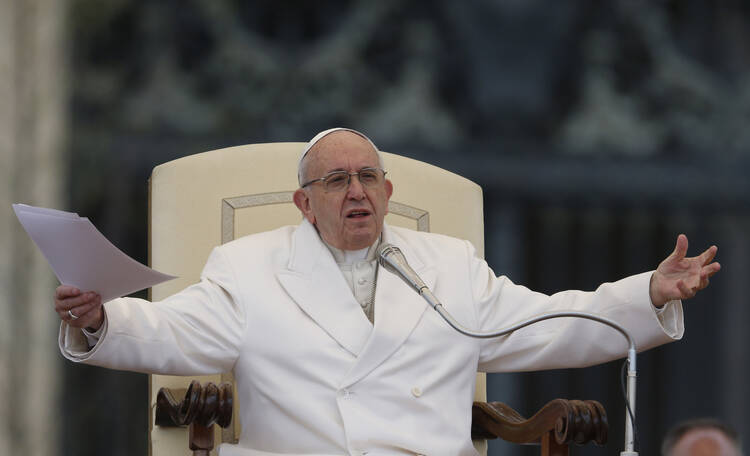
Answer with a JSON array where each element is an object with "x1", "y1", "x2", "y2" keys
[
  {"x1": 471, "y1": 399, "x2": 607, "y2": 454},
  {"x1": 155, "y1": 381, "x2": 233, "y2": 456},
  {"x1": 155, "y1": 384, "x2": 606, "y2": 455}
]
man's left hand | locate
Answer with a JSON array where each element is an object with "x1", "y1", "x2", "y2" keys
[{"x1": 650, "y1": 234, "x2": 720, "y2": 308}]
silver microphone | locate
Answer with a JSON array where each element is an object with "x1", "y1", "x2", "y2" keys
[
  {"x1": 377, "y1": 242, "x2": 640, "y2": 455},
  {"x1": 377, "y1": 244, "x2": 426, "y2": 294},
  {"x1": 378, "y1": 244, "x2": 442, "y2": 310}
]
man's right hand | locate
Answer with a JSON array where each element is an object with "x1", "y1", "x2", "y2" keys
[{"x1": 54, "y1": 285, "x2": 104, "y2": 331}]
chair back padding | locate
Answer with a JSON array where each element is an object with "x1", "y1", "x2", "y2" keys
[{"x1": 149, "y1": 142, "x2": 486, "y2": 454}]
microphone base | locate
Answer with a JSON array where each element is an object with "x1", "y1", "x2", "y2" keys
[{"x1": 620, "y1": 452, "x2": 639, "y2": 456}]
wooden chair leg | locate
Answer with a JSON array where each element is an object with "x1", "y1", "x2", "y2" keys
[
  {"x1": 542, "y1": 432, "x2": 569, "y2": 456},
  {"x1": 189, "y1": 422, "x2": 214, "y2": 456}
]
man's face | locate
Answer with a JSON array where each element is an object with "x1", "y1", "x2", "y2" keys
[{"x1": 293, "y1": 131, "x2": 393, "y2": 251}]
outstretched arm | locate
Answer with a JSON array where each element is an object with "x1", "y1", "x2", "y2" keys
[{"x1": 649, "y1": 234, "x2": 721, "y2": 308}]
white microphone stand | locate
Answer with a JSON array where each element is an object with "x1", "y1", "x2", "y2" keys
[{"x1": 379, "y1": 245, "x2": 639, "y2": 455}]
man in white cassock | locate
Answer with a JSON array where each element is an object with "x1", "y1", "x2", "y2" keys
[{"x1": 54, "y1": 128, "x2": 721, "y2": 456}]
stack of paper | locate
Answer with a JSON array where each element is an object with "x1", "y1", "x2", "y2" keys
[{"x1": 12, "y1": 204, "x2": 176, "y2": 303}]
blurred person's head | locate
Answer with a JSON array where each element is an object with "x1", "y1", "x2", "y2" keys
[{"x1": 663, "y1": 418, "x2": 742, "y2": 456}]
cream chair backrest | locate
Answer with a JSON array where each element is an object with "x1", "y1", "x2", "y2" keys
[{"x1": 149, "y1": 142, "x2": 487, "y2": 455}]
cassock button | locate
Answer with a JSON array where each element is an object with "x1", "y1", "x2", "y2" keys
[
  {"x1": 357, "y1": 277, "x2": 367, "y2": 285},
  {"x1": 411, "y1": 386, "x2": 422, "y2": 398}
]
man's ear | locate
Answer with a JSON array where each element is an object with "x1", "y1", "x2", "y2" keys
[
  {"x1": 384, "y1": 179, "x2": 393, "y2": 213},
  {"x1": 293, "y1": 188, "x2": 315, "y2": 224}
]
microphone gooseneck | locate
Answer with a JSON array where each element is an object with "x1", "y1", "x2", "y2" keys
[{"x1": 377, "y1": 243, "x2": 639, "y2": 455}]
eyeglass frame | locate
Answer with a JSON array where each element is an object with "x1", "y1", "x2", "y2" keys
[{"x1": 300, "y1": 167, "x2": 388, "y2": 192}]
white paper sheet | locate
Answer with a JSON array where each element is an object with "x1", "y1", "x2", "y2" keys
[{"x1": 13, "y1": 203, "x2": 176, "y2": 303}]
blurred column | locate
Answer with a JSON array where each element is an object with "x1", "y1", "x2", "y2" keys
[
  {"x1": 718, "y1": 214, "x2": 750, "y2": 436},
  {"x1": 484, "y1": 201, "x2": 524, "y2": 456},
  {"x1": 0, "y1": 0, "x2": 67, "y2": 455}
]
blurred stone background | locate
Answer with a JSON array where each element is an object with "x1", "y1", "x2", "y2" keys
[{"x1": 1, "y1": 0, "x2": 749, "y2": 455}]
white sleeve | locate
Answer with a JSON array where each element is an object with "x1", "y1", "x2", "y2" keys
[
  {"x1": 58, "y1": 246, "x2": 247, "y2": 376},
  {"x1": 464, "y1": 240, "x2": 684, "y2": 373},
  {"x1": 649, "y1": 277, "x2": 682, "y2": 339},
  {"x1": 81, "y1": 321, "x2": 106, "y2": 348}
]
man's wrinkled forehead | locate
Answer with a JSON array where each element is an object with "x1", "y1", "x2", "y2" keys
[{"x1": 299, "y1": 127, "x2": 378, "y2": 166}]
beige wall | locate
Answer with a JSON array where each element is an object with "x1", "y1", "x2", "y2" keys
[{"x1": 0, "y1": 0, "x2": 67, "y2": 454}]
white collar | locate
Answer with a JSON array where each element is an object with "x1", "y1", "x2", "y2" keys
[{"x1": 323, "y1": 236, "x2": 380, "y2": 265}]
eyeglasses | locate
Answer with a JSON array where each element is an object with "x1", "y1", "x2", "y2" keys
[{"x1": 301, "y1": 167, "x2": 387, "y2": 192}]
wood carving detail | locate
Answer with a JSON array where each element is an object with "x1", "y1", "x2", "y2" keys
[
  {"x1": 155, "y1": 380, "x2": 233, "y2": 429},
  {"x1": 471, "y1": 399, "x2": 607, "y2": 447}
]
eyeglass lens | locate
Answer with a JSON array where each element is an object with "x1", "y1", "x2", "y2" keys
[{"x1": 325, "y1": 169, "x2": 382, "y2": 191}]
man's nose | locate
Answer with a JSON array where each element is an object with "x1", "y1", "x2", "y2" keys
[{"x1": 346, "y1": 174, "x2": 366, "y2": 199}]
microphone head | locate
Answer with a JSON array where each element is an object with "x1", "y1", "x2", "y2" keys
[
  {"x1": 377, "y1": 243, "x2": 402, "y2": 268},
  {"x1": 378, "y1": 244, "x2": 411, "y2": 276},
  {"x1": 378, "y1": 243, "x2": 427, "y2": 294}
]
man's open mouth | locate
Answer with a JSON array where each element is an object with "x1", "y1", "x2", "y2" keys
[{"x1": 346, "y1": 210, "x2": 371, "y2": 218}]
